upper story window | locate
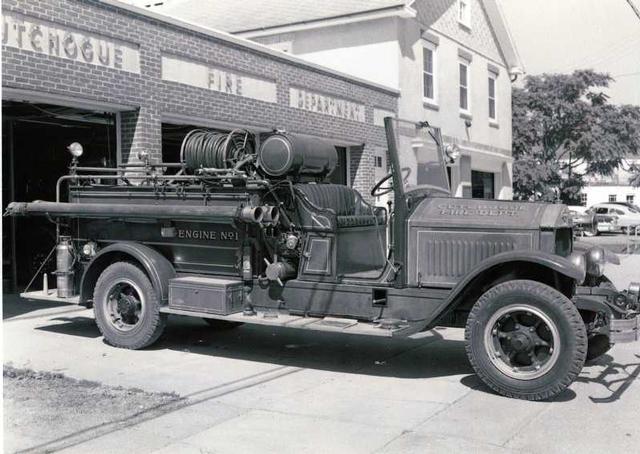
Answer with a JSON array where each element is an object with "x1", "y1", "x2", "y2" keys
[
  {"x1": 609, "y1": 194, "x2": 617, "y2": 202},
  {"x1": 422, "y1": 43, "x2": 437, "y2": 103},
  {"x1": 627, "y1": 194, "x2": 635, "y2": 204},
  {"x1": 458, "y1": 0, "x2": 471, "y2": 28},
  {"x1": 459, "y1": 61, "x2": 470, "y2": 113},
  {"x1": 580, "y1": 193, "x2": 588, "y2": 206},
  {"x1": 488, "y1": 74, "x2": 497, "y2": 122}
]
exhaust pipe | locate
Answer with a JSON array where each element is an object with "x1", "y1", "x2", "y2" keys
[
  {"x1": 261, "y1": 206, "x2": 280, "y2": 225},
  {"x1": 239, "y1": 206, "x2": 263, "y2": 223}
]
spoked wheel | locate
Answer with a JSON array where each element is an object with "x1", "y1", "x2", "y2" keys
[
  {"x1": 94, "y1": 262, "x2": 166, "y2": 349},
  {"x1": 465, "y1": 280, "x2": 587, "y2": 401},
  {"x1": 484, "y1": 305, "x2": 560, "y2": 380}
]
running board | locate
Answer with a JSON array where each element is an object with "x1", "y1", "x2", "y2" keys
[
  {"x1": 160, "y1": 307, "x2": 421, "y2": 338},
  {"x1": 20, "y1": 289, "x2": 80, "y2": 305}
]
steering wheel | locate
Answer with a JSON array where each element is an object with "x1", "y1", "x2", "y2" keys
[{"x1": 371, "y1": 167, "x2": 411, "y2": 197}]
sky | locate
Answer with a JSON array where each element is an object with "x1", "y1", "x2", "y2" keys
[{"x1": 497, "y1": 0, "x2": 640, "y2": 105}]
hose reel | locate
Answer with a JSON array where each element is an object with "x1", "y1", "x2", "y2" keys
[{"x1": 180, "y1": 129, "x2": 255, "y2": 172}]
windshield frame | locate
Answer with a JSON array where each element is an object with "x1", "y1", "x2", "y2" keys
[{"x1": 384, "y1": 117, "x2": 451, "y2": 200}]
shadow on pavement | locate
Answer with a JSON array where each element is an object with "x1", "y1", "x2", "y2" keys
[
  {"x1": 458, "y1": 374, "x2": 578, "y2": 402},
  {"x1": 3, "y1": 293, "x2": 71, "y2": 320},
  {"x1": 33, "y1": 314, "x2": 473, "y2": 380},
  {"x1": 35, "y1": 316, "x2": 101, "y2": 338},
  {"x1": 576, "y1": 353, "x2": 640, "y2": 403}
]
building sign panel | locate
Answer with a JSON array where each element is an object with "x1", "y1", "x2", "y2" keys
[
  {"x1": 289, "y1": 87, "x2": 366, "y2": 123},
  {"x1": 161, "y1": 54, "x2": 277, "y2": 104},
  {"x1": 373, "y1": 108, "x2": 395, "y2": 127},
  {"x1": 2, "y1": 12, "x2": 140, "y2": 73}
]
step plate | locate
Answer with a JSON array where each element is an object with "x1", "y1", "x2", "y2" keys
[{"x1": 160, "y1": 307, "x2": 420, "y2": 338}]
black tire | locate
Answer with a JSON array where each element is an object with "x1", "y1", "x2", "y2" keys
[
  {"x1": 465, "y1": 280, "x2": 587, "y2": 401},
  {"x1": 202, "y1": 318, "x2": 243, "y2": 330},
  {"x1": 93, "y1": 262, "x2": 167, "y2": 349}
]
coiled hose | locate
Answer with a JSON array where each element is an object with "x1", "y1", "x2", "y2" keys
[{"x1": 180, "y1": 129, "x2": 254, "y2": 172}]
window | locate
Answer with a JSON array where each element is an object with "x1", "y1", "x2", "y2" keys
[
  {"x1": 595, "y1": 207, "x2": 608, "y2": 215},
  {"x1": 609, "y1": 194, "x2": 617, "y2": 202},
  {"x1": 422, "y1": 44, "x2": 437, "y2": 103},
  {"x1": 488, "y1": 74, "x2": 497, "y2": 121},
  {"x1": 458, "y1": 0, "x2": 471, "y2": 27},
  {"x1": 471, "y1": 170, "x2": 495, "y2": 199},
  {"x1": 459, "y1": 62, "x2": 470, "y2": 112},
  {"x1": 627, "y1": 194, "x2": 635, "y2": 204},
  {"x1": 580, "y1": 193, "x2": 587, "y2": 206},
  {"x1": 374, "y1": 156, "x2": 383, "y2": 168}
]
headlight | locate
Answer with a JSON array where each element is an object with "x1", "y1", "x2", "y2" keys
[
  {"x1": 81, "y1": 241, "x2": 98, "y2": 258},
  {"x1": 586, "y1": 246, "x2": 606, "y2": 277},
  {"x1": 568, "y1": 251, "x2": 586, "y2": 276}
]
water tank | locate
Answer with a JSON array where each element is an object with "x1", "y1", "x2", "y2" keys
[{"x1": 258, "y1": 133, "x2": 337, "y2": 178}]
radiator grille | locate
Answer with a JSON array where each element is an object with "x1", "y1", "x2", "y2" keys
[{"x1": 415, "y1": 231, "x2": 533, "y2": 284}]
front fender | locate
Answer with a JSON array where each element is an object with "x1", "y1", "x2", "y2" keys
[{"x1": 79, "y1": 242, "x2": 176, "y2": 306}]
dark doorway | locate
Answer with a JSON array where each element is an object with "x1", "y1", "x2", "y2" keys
[
  {"x1": 2, "y1": 101, "x2": 116, "y2": 291},
  {"x1": 328, "y1": 146, "x2": 347, "y2": 185},
  {"x1": 471, "y1": 170, "x2": 495, "y2": 199}
]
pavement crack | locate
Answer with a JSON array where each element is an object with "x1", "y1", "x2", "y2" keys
[{"x1": 15, "y1": 366, "x2": 303, "y2": 454}]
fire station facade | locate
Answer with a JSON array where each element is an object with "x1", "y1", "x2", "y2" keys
[{"x1": 1, "y1": 0, "x2": 398, "y2": 289}]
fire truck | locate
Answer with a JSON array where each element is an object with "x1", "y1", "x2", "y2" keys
[{"x1": 6, "y1": 117, "x2": 639, "y2": 401}]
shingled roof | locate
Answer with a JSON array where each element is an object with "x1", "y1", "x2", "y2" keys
[{"x1": 143, "y1": 0, "x2": 408, "y2": 34}]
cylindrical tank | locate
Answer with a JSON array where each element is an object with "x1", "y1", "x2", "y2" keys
[
  {"x1": 56, "y1": 236, "x2": 75, "y2": 298},
  {"x1": 258, "y1": 133, "x2": 337, "y2": 178}
]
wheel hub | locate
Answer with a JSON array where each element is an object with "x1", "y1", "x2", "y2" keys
[
  {"x1": 105, "y1": 279, "x2": 145, "y2": 332},
  {"x1": 484, "y1": 304, "x2": 561, "y2": 380}
]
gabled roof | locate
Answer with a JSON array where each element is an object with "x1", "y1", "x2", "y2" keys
[
  {"x1": 137, "y1": 0, "x2": 522, "y2": 73},
  {"x1": 140, "y1": 0, "x2": 410, "y2": 34}
]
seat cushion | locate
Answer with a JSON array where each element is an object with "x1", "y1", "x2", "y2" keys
[
  {"x1": 336, "y1": 215, "x2": 378, "y2": 228},
  {"x1": 295, "y1": 184, "x2": 358, "y2": 216}
]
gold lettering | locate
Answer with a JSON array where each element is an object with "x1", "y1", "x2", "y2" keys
[
  {"x1": 62, "y1": 32, "x2": 77, "y2": 59},
  {"x1": 97, "y1": 41, "x2": 109, "y2": 65},
  {"x1": 80, "y1": 37, "x2": 93, "y2": 62},
  {"x1": 114, "y1": 46, "x2": 123, "y2": 69},
  {"x1": 48, "y1": 31, "x2": 59, "y2": 56},
  {"x1": 29, "y1": 24, "x2": 42, "y2": 52},
  {"x1": 15, "y1": 23, "x2": 26, "y2": 48}
]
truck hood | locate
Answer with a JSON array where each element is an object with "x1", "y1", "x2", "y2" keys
[{"x1": 408, "y1": 198, "x2": 571, "y2": 230}]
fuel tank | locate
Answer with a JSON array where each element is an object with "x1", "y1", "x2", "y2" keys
[{"x1": 406, "y1": 197, "x2": 571, "y2": 287}]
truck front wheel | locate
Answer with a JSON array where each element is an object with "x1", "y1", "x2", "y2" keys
[
  {"x1": 465, "y1": 280, "x2": 587, "y2": 401},
  {"x1": 93, "y1": 262, "x2": 167, "y2": 349}
]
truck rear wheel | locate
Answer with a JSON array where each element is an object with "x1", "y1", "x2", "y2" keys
[
  {"x1": 93, "y1": 262, "x2": 167, "y2": 349},
  {"x1": 465, "y1": 280, "x2": 587, "y2": 401}
]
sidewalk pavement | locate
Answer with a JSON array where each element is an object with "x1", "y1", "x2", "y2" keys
[{"x1": 3, "y1": 277, "x2": 639, "y2": 453}]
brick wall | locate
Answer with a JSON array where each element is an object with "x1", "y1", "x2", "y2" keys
[{"x1": 1, "y1": 0, "x2": 398, "y2": 200}]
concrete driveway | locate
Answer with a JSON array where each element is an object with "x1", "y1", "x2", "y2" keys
[{"x1": 3, "y1": 284, "x2": 639, "y2": 453}]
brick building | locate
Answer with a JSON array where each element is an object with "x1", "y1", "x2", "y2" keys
[
  {"x1": 1, "y1": 0, "x2": 398, "y2": 288},
  {"x1": 140, "y1": 0, "x2": 523, "y2": 202}
]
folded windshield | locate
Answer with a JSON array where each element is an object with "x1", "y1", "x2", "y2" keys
[{"x1": 387, "y1": 118, "x2": 450, "y2": 195}]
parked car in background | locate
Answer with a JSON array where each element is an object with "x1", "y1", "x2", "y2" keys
[
  {"x1": 567, "y1": 206, "x2": 598, "y2": 236},
  {"x1": 591, "y1": 203, "x2": 640, "y2": 234}
]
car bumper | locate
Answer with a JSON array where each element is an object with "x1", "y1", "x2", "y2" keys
[
  {"x1": 610, "y1": 316, "x2": 639, "y2": 343},
  {"x1": 575, "y1": 281, "x2": 640, "y2": 344}
]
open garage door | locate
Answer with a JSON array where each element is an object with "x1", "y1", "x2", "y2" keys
[{"x1": 2, "y1": 101, "x2": 117, "y2": 292}]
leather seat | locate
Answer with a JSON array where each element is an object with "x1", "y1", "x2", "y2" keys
[{"x1": 294, "y1": 184, "x2": 378, "y2": 228}]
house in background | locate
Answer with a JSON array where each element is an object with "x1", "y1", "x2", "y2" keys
[
  {"x1": 580, "y1": 159, "x2": 640, "y2": 207},
  {"x1": 133, "y1": 0, "x2": 523, "y2": 200}
]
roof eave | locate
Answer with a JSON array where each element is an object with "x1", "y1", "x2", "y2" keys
[
  {"x1": 236, "y1": 3, "x2": 417, "y2": 39},
  {"x1": 480, "y1": 0, "x2": 525, "y2": 75}
]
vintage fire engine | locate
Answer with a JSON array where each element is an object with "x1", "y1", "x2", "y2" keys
[{"x1": 6, "y1": 118, "x2": 639, "y2": 401}]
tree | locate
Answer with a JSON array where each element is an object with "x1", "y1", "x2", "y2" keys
[{"x1": 512, "y1": 70, "x2": 640, "y2": 204}]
